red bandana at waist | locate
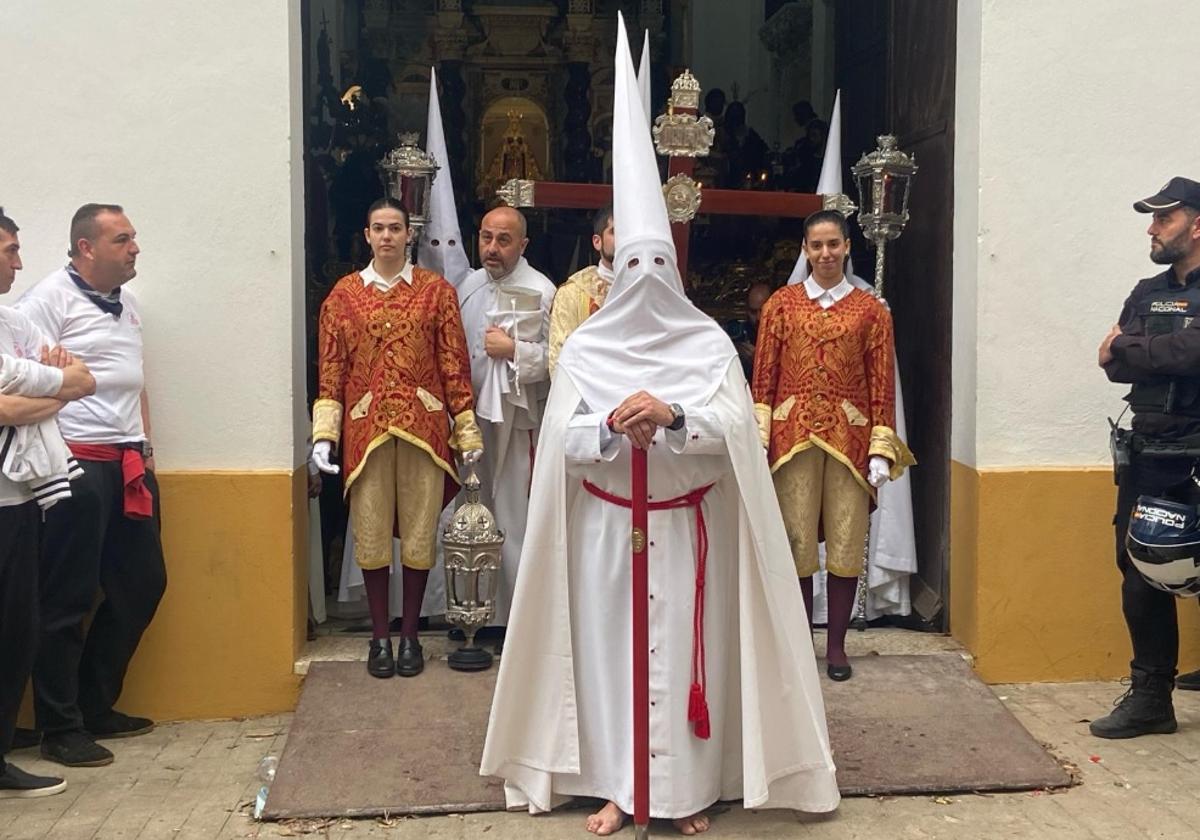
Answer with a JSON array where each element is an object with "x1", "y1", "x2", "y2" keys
[
  {"x1": 582, "y1": 479, "x2": 714, "y2": 740},
  {"x1": 67, "y1": 443, "x2": 153, "y2": 519}
]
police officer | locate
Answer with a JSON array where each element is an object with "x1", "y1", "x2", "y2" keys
[{"x1": 1095, "y1": 176, "x2": 1200, "y2": 738}]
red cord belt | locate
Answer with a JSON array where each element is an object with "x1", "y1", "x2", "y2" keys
[{"x1": 582, "y1": 479, "x2": 714, "y2": 739}]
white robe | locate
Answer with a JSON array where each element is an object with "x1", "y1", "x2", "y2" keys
[
  {"x1": 457, "y1": 260, "x2": 557, "y2": 625},
  {"x1": 481, "y1": 363, "x2": 840, "y2": 817}
]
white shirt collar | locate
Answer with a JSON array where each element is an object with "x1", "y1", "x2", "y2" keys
[
  {"x1": 361, "y1": 260, "x2": 413, "y2": 290},
  {"x1": 803, "y1": 274, "x2": 854, "y2": 309},
  {"x1": 596, "y1": 261, "x2": 614, "y2": 285}
]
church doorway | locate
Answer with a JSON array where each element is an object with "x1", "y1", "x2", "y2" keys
[{"x1": 298, "y1": 0, "x2": 955, "y2": 633}]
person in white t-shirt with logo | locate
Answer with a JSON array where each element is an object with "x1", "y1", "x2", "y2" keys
[
  {"x1": 17, "y1": 204, "x2": 164, "y2": 769},
  {"x1": 0, "y1": 208, "x2": 95, "y2": 797}
]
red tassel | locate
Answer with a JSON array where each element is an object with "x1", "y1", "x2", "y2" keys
[{"x1": 688, "y1": 682, "x2": 711, "y2": 740}]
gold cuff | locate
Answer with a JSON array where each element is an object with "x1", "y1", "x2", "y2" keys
[
  {"x1": 313, "y1": 399, "x2": 342, "y2": 444},
  {"x1": 449, "y1": 408, "x2": 484, "y2": 453},
  {"x1": 868, "y1": 425, "x2": 916, "y2": 479},
  {"x1": 753, "y1": 402, "x2": 772, "y2": 449}
]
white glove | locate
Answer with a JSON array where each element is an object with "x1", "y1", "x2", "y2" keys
[
  {"x1": 462, "y1": 448, "x2": 483, "y2": 465},
  {"x1": 867, "y1": 455, "x2": 890, "y2": 488},
  {"x1": 311, "y1": 440, "x2": 340, "y2": 475}
]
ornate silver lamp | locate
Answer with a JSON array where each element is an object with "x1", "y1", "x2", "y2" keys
[
  {"x1": 441, "y1": 464, "x2": 505, "y2": 672},
  {"x1": 851, "y1": 134, "x2": 918, "y2": 296},
  {"x1": 848, "y1": 134, "x2": 917, "y2": 631},
  {"x1": 378, "y1": 131, "x2": 439, "y2": 253}
]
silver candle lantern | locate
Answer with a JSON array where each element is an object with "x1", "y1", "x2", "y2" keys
[
  {"x1": 378, "y1": 131, "x2": 439, "y2": 252},
  {"x1": 851, "y1": 134, "x2": 918, "y2": 296}
]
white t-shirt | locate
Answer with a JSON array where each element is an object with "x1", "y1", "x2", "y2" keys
[
  {"x1": 16, "y1": 267, "x2": 145, "y2": 444},
  {"x1": 0, "y1": 306, "x2": 64, "y2": 506}
]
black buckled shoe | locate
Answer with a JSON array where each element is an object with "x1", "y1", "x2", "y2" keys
[
  {"x1": 1089, "y1": 672, "x2": 1177, "y2": 739},
  {"x1": 40, "y1": 730, "x2": 114, "y2": 767},
  {"x1": 367, "y1": 638, "x2": 395, "y2": 679},
  {"x1": 1176, "y1": 668, "x2": 1200, "y2": 691},
  {"x1": 85, "y1": 711, "x2": 155, "y2": 740},
  {"x1": 396, "y1": 637, "x2": 424, "y2": 677}
]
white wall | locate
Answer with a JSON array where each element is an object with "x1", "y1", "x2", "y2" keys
[
  {"x1": 0, "y1": 1, "x2": 306, "y2": 471},
  {"x1": 954, "y1": 0, "x2": 1200, "y2": 468}
]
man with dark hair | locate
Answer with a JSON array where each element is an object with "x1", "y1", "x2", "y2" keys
[
  {"x1": 548, "y1": 204, "x2": 614, "y2": 377},
  {"x1": 752, "y1": 209, "x2": 912, "y2": 682},
  {"x1": 1094, "y1": 176, "x2": 1200, "y2": 737},
  {"x1": 1, "y1": 207, "x2": 96, "y2": 794},
  {"x1": 311, "y1": 196, "x2": 482, "y2": 678},
  {"x1": 16, "y1": 203, "x2": 164, "y2": 768}
]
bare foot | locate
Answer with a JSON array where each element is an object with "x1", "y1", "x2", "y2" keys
[
  {"x1": 586, "y1": 801, "x2": 628, "y2": 835},
  {"x1": 672, "y1": 813, "x2": 710, "y2": 834}
]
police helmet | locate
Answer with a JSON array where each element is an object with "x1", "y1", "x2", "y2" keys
[{"x1": 1126, "y1": 495, "x2": 1200, "y2": 597}]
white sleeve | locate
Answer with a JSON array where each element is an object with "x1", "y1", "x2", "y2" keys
[
  {"x1": 663, "y1": 404, "x2": 729, "y2": 456},
  {"x1": 565, "y1": 408, "x2": 622, "y2": 464},
  {"x1": 0, "y1": 353, "x2": 64, "y2": 398}
]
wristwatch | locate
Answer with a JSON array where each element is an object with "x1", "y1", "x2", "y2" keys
[
  {"x1": 140, "y1": 440, "x2": 154, "y2": 458},
  {"x1": 667, "y1": 403, "x2": 686, "y2": 431}
]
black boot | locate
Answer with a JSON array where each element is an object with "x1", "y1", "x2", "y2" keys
[
  {"x1": 1089, "y1": 670, "x2": 1177, "y2": 739},
  {"x1": 367, "y1": 638, "x2": 395, "y2": 679}
]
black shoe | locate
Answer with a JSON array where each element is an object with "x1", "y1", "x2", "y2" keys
[
  {"x1": 396, "y1": 637, "x2": 424, "y2": 677},
  {"x1": 1177, "y1": 668, "x2": 1200, "y2": 691},
  {"x1": 0, "y1": 763, "x2": 67, "y2": 799},
  {"x1": 10, "y1": 727, "x2": 41, "y2": 750},
  {"x1": 40, "y1": 731, "x2": 114, "y2": 767},
  {"x1": 827, "y1": 662, "x2": 852, "y2": 681},
  {"x1": 85, "y1": 710, "x2": 155, "y2": 740},
  {"x1": 367, "y1": 638, "x2": 395, "y2": 679},
  {"x1": 1089, "y1": 672, "x2": 1177, "y2": 739}
]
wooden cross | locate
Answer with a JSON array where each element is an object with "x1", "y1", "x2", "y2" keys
[{"x1": 496, "y1": 69, "x2": 854, "y2": 282}]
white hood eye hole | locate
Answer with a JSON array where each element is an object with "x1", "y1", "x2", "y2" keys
[
  {"x1": 653, "y1": 256, "x2": 665, "y2": 265},
  {"x1": 627, "y1": 257, "x2": 640, "y2": 267},
  {"x1": 431, "y1": 239, "x2": 440, "y2": 246}
]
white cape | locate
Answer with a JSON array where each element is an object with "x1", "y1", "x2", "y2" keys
[{"x1": 480, "y1": 362, "x2": 840, "y2": 815}]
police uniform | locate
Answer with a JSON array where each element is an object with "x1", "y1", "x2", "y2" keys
[
  {"x1": 1096, "y1": 175, "x2": 1200, "y2": 737},
  {"x1": 1105, "y1": 262, "x2": 1200, "y2": 682}
]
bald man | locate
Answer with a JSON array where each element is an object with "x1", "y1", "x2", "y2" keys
[{"x1": 456, "y1": 208, "x2": 556, "y2": 634}]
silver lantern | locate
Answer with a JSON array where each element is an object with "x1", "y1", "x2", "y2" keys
[
  {"x1": 378, "y1": 131, "x2": 439, "y2": 252},
  {"x1": 851, "y1": 134, "x2": 918, "y2": 296},
  {"x1": 847, "y1": 134, "x2": 917, "y2": 632},
  {"x1": 441, "y1": 465, "x2": 504, "y2": 671}
]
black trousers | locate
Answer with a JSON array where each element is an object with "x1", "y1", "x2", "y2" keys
[
  {"x1": 1114, "y1": 454, "x2": 1192, "y2": 678},
  {"x1": 33, "y1": 461, "x2": 166, "y2": 734},
  {"x1": 0, "y1": 501, "x2": 40, "y2": 768}
]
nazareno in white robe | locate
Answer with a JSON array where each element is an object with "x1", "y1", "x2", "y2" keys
[{"x1": 480, "y1": 360, "x2": 840, "y2": 817}]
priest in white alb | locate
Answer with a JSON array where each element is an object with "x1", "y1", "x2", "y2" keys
[
  {"x1": 480, "y1": 16, "x2": 839, "y2": 835},
  {"x1": 456, "y1": 206, "x2": 556, "y2": 628}
]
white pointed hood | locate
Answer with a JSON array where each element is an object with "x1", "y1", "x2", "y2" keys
[
  {"x1": 556, "y1": 12, "x2": 736, "y2": 411},
  {"x1": 637, "y1": 29, "x2": 652, "y2": 126},
  {"x1": 417, "y1": 67, "x2": 471, "y2": 288},
  {"x1": 787, "y1": 90, "x2": 855, "y2": 286}
]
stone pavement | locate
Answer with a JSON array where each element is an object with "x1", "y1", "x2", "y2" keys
[{"x1": 3, "y1": 640, "x2": 1199, "y2": 839}]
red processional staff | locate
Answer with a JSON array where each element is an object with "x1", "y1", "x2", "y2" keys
[{"x1": 630, "y1": 445, "x2": 650, "y2": 838}]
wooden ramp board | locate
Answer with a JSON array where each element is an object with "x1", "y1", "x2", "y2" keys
[{"x1": 262, "y1": 653, "x2": 1070, "y2": 820}]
